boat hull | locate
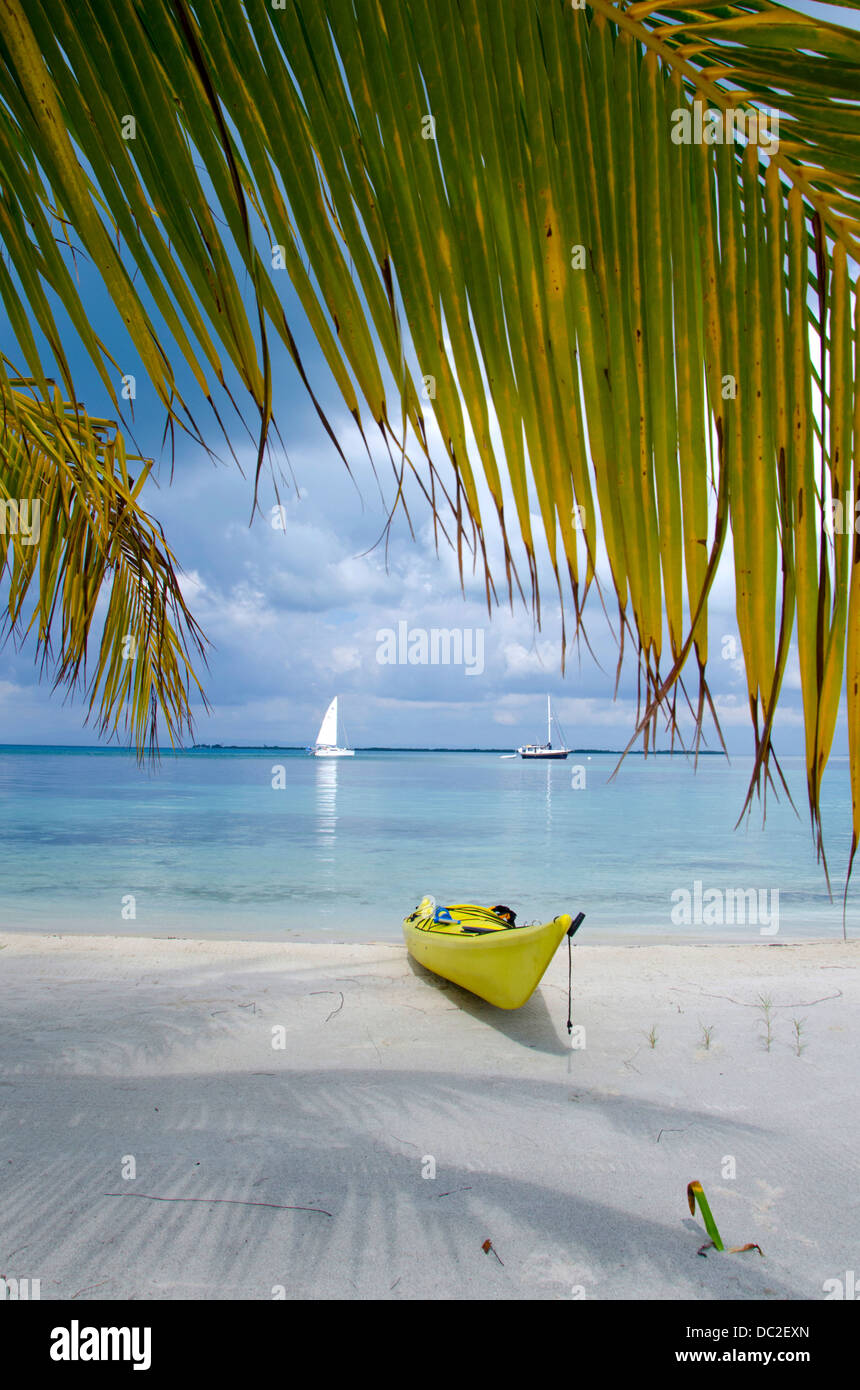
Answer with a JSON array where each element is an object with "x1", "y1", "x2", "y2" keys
[
  {"x1": 312, "y1": 748, "x2": 355, "y2": 757},
  {"x1": 402, "y1": 904, "x2": 573, "y2": 1009},
  {"x1": 518, "y1": 748, "x2": 569, "y2": 759}
]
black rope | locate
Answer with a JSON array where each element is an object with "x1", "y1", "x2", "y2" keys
[
  {"x1": 564, "y1": 912, "x2": 586, "y2": 1036},
  {"x1": 567, "y1": 925, "x2": 574, "y2": 1035}
]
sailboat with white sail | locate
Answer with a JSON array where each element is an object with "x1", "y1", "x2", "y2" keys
[
  {"x1": 517, "y1": 695, "x2": 571, "y2": 760},
  {"x1": 309, "y1": 696, "x2": 355, "y2": 757}
]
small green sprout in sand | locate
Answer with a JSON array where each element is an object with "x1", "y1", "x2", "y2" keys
[
  {"x1": 699, "y1": 1023, "x2": 715, "y2": 1050},
  {"x1": 791, "y1": 1016, "x2": 808, "y2": 1056},
  {"x1": 646, "y1": 1024, "x2": 659, "y2": 1049},
  {"x1": 756, "y1": 994, "x2": 775, "y2": 1051},
  {"x1": 687, "y1": 1181, "x2": 763, "y2": 1258}
]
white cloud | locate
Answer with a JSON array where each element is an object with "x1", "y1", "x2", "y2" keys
[
  {"x1": 502, "y1": 640, "x2": 565, "y2": 676},
  {"x1": 325, "y1": 645, "x2": 362, "y2": 674}
]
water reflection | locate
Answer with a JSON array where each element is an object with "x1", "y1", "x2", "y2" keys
[
  {"x1": 315, "y1": 758, "x2": 338, "y2": 858},
  {"x1": 545, "y1": 760, "x2": 553, "y2": 836},
  {"x1": 314, "y1": 758, "x2": 339, "y2": 919}
]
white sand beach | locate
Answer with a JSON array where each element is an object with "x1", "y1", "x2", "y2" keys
[{"x1": 0, "y1": 931, "x2": 857, "y2": 1300}]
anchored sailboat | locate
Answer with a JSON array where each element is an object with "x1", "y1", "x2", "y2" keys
[
  {"x1": 517, "y1": 695, "x2": 571, "y2": 760},
  {"x1": 309, "y1": 696, "x2": 355, "y2": 758}
]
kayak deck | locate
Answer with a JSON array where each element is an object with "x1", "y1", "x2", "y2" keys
[{"x1": 402, "y1": 899, "x2": 577, "y2": 1009}]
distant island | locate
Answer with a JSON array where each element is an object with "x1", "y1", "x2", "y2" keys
[{"x1": 190, "y1": 744, "x2": 726, "y2": 755}]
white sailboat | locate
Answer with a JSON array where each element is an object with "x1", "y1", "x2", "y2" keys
[
  {"x1": 309, "y1": 696, "x2": 355, "y2": 758},
  {"x1": 517, "y1": 695, "x2": 571, "y2": 760}
]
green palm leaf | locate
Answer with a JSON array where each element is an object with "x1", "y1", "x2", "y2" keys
[
  {"x1": 0, "y1": 0, "x2": 858, "y2": 903},
  {"x1": 0, "y1": 376, "x2": 208, "y2": 754}
]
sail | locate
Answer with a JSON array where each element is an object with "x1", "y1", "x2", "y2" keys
[{"x1": 315, "y1": 697, "x2": 338, "y2": 748}]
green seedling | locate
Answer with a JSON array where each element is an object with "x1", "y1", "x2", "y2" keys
[
  {"x1": 687, "y1": 1181, "x2": 763, "y2": 1258},
  {"x1": 756, "y1": 993, "x2": 775, "y2": 1051}
]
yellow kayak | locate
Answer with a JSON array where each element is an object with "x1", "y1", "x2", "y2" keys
[{"x1": 402, "y1": 897, "x2": 585, "y2": 1009}]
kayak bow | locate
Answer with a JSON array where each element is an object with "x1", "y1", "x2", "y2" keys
[{"x1": 402, "y1": 898, "x2": 585, "y2": 1009}]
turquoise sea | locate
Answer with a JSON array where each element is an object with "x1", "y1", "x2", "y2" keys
[{"x1": 0, "y1": 746, "x2": 856, "y2": 942}]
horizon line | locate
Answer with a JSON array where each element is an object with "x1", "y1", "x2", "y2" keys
[{"x1": 0, "y1": 742, "x2": 729, "y2": 756}]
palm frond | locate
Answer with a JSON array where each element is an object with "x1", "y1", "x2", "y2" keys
[
  {"x1": 0, "y1": 0, "x2": 859, "y2": 897},
  {"x1": 0, "y1": 375, "x2": 208, "y2": 754}
]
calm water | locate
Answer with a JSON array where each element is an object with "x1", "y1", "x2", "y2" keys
[{"x1": 0, "y1": 746, "x2": 856, "y2": 942}]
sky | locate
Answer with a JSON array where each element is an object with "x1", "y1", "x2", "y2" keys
[{"x1": 0, "y1": 1, "x2": 854, "y2": 754}]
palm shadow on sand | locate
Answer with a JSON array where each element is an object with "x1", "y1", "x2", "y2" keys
[{"x1": 0, "y1": 1067, "x2": 806, "y2": 1301}]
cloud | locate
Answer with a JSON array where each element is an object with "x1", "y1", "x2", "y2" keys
[
  {"x1": 0, "y1": 407, "x2": 833, "y2": 755},
  {"x1": 325, "y1": 645, "x2": 362, "y2": 675},
  {"x1": 502, "y1": 640, "x2": 565, "y2": 677}
]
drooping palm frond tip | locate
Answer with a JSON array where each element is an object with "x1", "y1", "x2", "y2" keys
[
  {"x1": 0, "y1": 0, "x2": 858, "y2": 901},
  {"x1": 0, "y1": 377, "x2": 208, "y2": 755}
]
